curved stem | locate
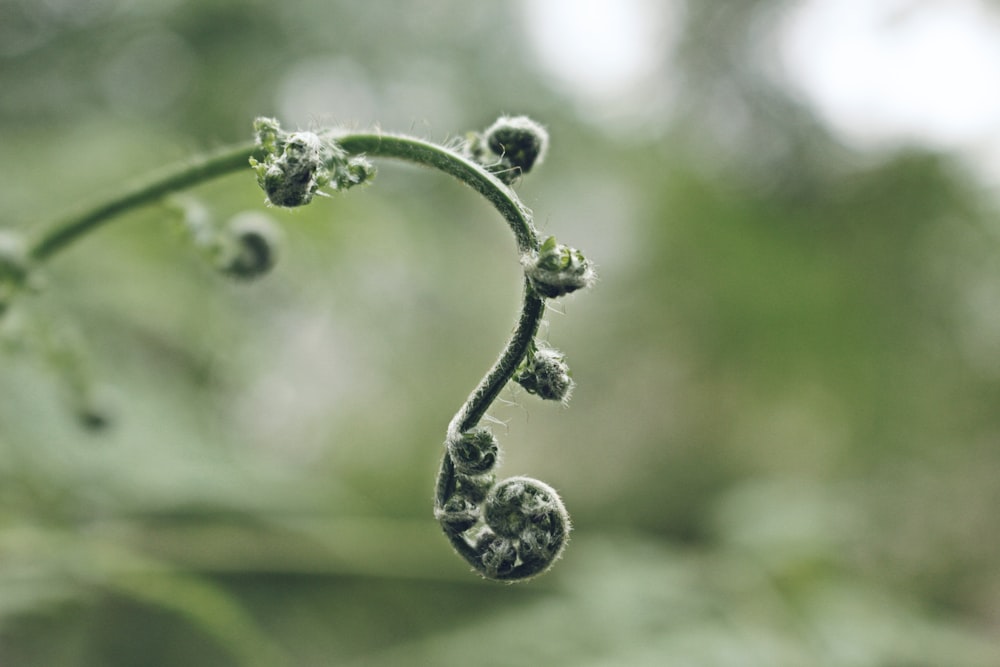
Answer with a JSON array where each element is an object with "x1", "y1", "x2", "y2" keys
[
  {"x1": 335, "y1": 133, "x2": 539, "y2": 254},
  {"x1": 29, "y1": 128, "x2": 546, "y2": 434},
  {"x1": 29, "y1": 141, "x2": 263, "y2": 262},
  {"x1": 334, "y1": 133, "x2": 546, "y2": 437}
]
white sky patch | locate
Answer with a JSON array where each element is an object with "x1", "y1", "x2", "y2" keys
[
  {"x1": 519, "y1": 0, "x2": 677, "y2": 128},
  {"x1": 780, "y1": 0, "x2": 1000, "y2": 181}
]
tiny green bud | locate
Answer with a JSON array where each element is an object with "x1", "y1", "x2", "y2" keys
[
  {"x1": 514, "y1": 343, "x2": 574, "y2": 403},
  {"x1": 253, "y1": 117, "x2": 283, "y2": 154},
  {"x1": 332, "y1": 154, "x2": 376, "y2": 190},
  {"x1": 217, "y1": 212, "x2": 281, "y2": 280},
  {"x1": 523, "y1": 235, "x2": 596, "y2": 298}
]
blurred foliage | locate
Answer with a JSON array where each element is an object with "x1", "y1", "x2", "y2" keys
[{"x1": 2, "y1": 0, "x2": 1000, "y2": 664}]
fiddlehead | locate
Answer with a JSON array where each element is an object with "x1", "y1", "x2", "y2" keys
[{"x1": 20, "y1": 115, "x2": 594, "y2": 582}]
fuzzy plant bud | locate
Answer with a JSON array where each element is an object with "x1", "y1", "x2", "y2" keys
[
  {"x1": 253, "y1": 128, "x2": 328, "y2": 208},
  {"x1": 331, "y1": 154, "x2": 376, "y2": 191},
  {"x1": 447, "y1": 428, "x2": 500, "y2": 475},
  {"x1": 523, "y1": 235, "x2": 596, "y2": 299},
  {"x1": 216, "y1": 212, "x2": 281, "y2": 281},
  {"x1": 250, "y1": 117, "x2": 374, "y2": 208},
  {"x1": 485, "y1": 116, "x2": 548, "y2": 173},
  {"x1": 514, "y1": 343, "x2": 574, "y2": 403},
  {"x1": 466, "y1": 115, "x2": 549, "y2": 185}
]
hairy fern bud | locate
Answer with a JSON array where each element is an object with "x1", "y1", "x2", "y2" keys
[
  {"x1": 332, "y1": 154, "x2": 376, "y2": 191},
  {"x1": 447, "y1": 428, "x2": 500, "y2": 475},
  {"x1": 253, "y1": 128, "x2": 328, "y2": 208},
  {"x1": 485, "y1": 116, "x2": 548, "y2": 174},
  {"x1": 514, "y1": 343, "x2": 574, "y2": 403},
  {"x1": 216, "y1": 212, "x2": 281, "y2": 280},
  {"x1": 523, "y1": 235, "x2": 596, "y2": 299},
  {"x1": 466, "y1": 115, "x2": 549, "y2": 185},
  {"x1": 250, "y1": 117, "x2": 375, "y2": 208}
]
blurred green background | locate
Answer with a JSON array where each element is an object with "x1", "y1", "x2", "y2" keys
[{"x1": 3, "y1": 0, "x2": 1000, "y2": 664}]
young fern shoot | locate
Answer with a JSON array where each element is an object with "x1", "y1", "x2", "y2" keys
[{"x1": 2, "y1": 115, "x2": 595, "y2": 582}]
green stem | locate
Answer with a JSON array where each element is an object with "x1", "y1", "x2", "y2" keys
[
  {"x1": 335, "y1": 133, "x2": 539, "y2": 253},
  {"x1": 29, "y1": 141, "x2": 262, "y2": 262}
]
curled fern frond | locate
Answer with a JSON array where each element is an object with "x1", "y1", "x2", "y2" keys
[
  {"x1": 473, "y1": 476, "x2": 570, "y2": 580},
  {"x1": 436, "y1": 428, "x2": 570, "y2": 581}
]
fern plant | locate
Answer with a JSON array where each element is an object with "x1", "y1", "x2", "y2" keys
[{"x1": 0, "y1": 116, "x2": 595, "y2": 582}]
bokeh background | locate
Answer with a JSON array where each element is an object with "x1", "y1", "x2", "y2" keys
[{"x1": 3, "y1": 0, "x2": 1000, "y2": 664}]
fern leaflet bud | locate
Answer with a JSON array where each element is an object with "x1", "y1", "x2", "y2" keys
[
  {"x1": 447, "y1": 428, "x2": 500, "y2": 475},
  {"x1": 523, "y1": 235, "x2": 595, "y2": 298},
  {"x1": 514, "y1": 342, "x2": 574, "y2": 403}
]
